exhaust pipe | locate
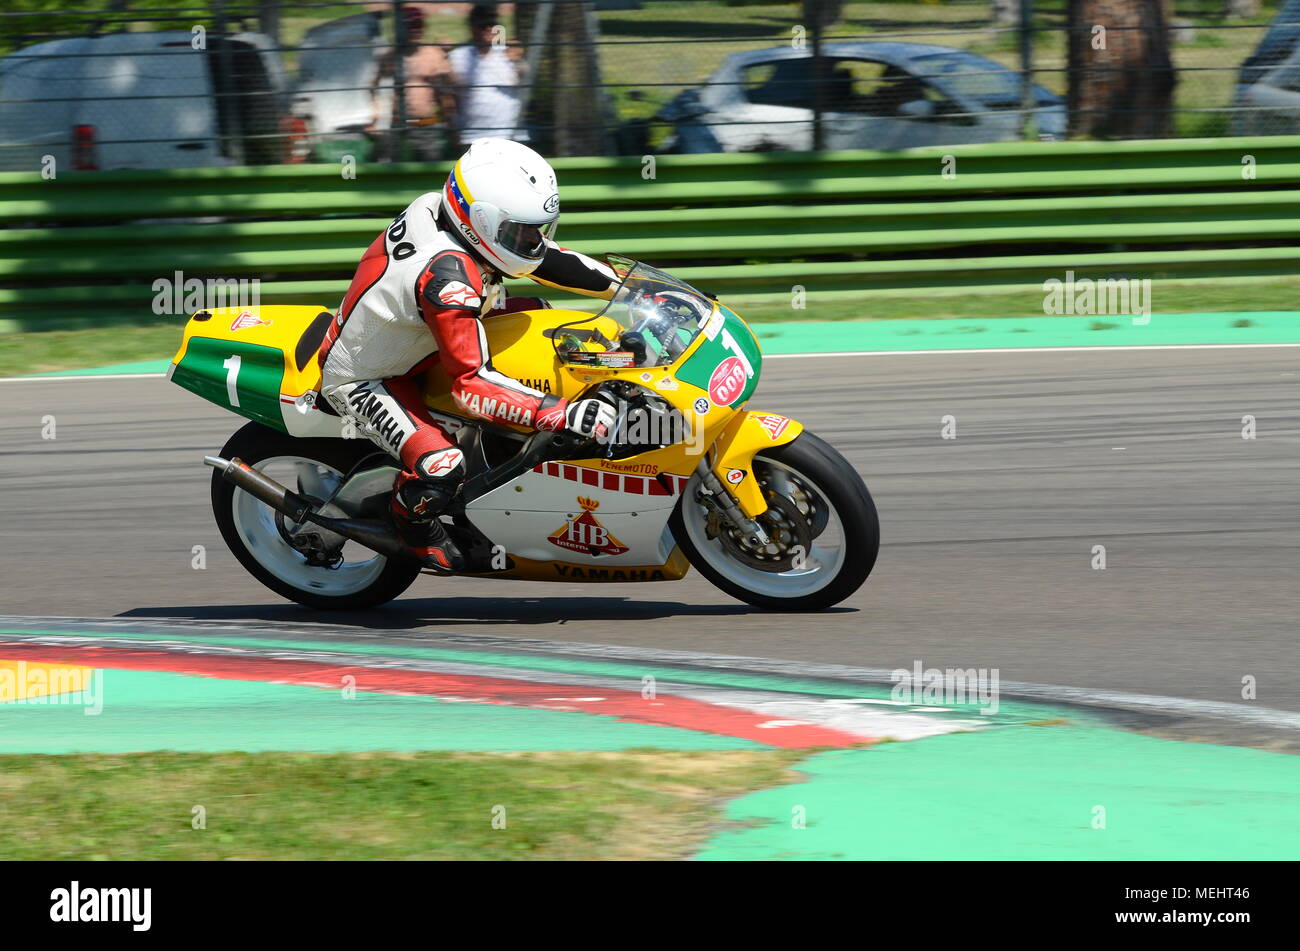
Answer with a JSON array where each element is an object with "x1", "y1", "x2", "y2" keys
[
  {"x1": 205, "y1": 455, "x2": 311, "y2": 521},
  {"x1": 204, "y1": 455, "x2": 415, "y2": 562}
]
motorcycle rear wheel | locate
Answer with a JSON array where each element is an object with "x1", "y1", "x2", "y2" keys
[
  {"x1": 211, "y1": 422, "x2": 421, "y2": 610},
  {"x1": 670, "y1": 431, "x2": 879, "y2": 611}
]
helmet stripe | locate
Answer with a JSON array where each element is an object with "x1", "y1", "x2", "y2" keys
[
  {"x1": 452, "y1": 161, "x2": 474, "y2": 204},
  {"x1": 444, "y1": 180, "x2": 472, "y2": 226},
  {"x1": 444, "y1": 161, "x2": 475, "y2": 228}
]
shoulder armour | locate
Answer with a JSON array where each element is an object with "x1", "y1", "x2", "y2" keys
[{"x1": 420, "y1": 250, "x2": 485, "y2": 312}]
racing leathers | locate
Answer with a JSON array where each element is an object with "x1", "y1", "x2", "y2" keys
[{"x1": 318, "y1": 190, "x2": 619, "y2": 571}]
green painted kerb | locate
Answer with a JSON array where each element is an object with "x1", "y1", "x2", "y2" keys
[
  {"x1": 32, "y1": 359, "x2": 172, "y2": 377},
  {"x1": 699, "y1": 726, "x2": 1300, "y2": 860},
  {"x1": 0, "y1": 668, "x2": 759, "y2": 754},
  {"x1": 0, "y1": 628, "x2": 1081, "y2": 728},
  {"x1": 752, "y1": 311, "x2": 1300, "y2": 353}
]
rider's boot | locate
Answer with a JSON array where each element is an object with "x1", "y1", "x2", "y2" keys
[{"x1": 390, "y1": 464, "x2": 467, "y2": 573}]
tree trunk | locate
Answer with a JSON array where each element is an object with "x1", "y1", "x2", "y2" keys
[
  {"x1": 528, "y1": 2, "x2": 605, "y2": 156},
  {"x1": 259, "y1": 0, "x2": 281, "y2": 46},
  {"x1": 516, "y1": 1, "x2": 536, "y2": 43},
  {"x1": 1066, "y1": 0, "x2": 1176, "y2": 138},
  {"x1": 802, "y1": 0, "x2": 843, "y2": 30}
]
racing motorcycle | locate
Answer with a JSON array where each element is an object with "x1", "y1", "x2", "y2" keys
[{"x1": 170, "y1": 257, "x2": 879, "y2": 611}]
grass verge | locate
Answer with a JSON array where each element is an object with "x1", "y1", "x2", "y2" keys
[
  {"x1": 0, "y1": 324, "x2": 183, "y2": 378},
  {"x1": 0, "y1": 749, "x2": 805, "y2": 860}
]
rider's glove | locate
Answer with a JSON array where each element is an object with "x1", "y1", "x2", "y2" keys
[
  {"x1": 534, "y1": 395, "x2": 616, "y2": 442},
  {"x1": 565, "y1": 398, "x2": 617, "y2": 442}
]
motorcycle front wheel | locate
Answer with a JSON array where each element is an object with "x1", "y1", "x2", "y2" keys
[
  {"x1": 670, "y1": 431, "x2": 879, "y2": 611},
  {"x1": 211, "y1": 422, "x2": 421, "y2": 610}
]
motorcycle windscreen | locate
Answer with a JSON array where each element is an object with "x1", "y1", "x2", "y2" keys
[{"x1": 554, "y1": 258, "x2": 717, "y2": 369}]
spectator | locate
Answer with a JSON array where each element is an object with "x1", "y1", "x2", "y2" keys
[
  {"x1": 372, "y1": 5, "x2": 457, "y2": 160},
  {"x1": 448, "y1": 3, "x2": 528, "y2": 145}
]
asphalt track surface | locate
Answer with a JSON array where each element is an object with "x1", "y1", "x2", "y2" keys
[{"x1": 2, "y1": 348, "x2": 1298, "y2": 736}]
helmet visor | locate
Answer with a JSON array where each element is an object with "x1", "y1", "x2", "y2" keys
[{"x1": 497, "y1": 218, "x2": 557, "y2": 261}]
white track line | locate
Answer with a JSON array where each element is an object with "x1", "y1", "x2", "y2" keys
[
  {"x1": 530, "y1": 638, "x2": 1300, "y2": 731},
  {"x1": 0, "y1": 372, "x2": 167, "y2": 383},
  {"x1": 4, "y1": 340, "x2": 1299, "y2": 383},
  {"x1": 767, "y1": 342, "x2": 1300, "y2": 359}
]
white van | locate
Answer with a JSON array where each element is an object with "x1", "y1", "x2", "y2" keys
[
  {"x1": 293, "y1": 12, "x2": 392, "y2": 141},
  {"x1": 0, "y1": 30, "x2": 287, "y2": 171}
]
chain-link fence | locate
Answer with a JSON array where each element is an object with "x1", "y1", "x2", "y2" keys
[{"x1": 2, "y1": 0, "x2": 1298, "y2": 171}]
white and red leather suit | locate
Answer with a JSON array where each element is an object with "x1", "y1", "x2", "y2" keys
[{"x1": 318, "y1": 190, "x2": 618, "y2": 486}]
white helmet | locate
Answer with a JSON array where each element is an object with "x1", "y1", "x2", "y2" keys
[{"x1": 441, "y1": 138, "x2": 560, "y2": 278}]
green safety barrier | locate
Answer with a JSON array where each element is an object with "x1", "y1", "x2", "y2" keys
[{"x1": 2, "y1": 136, "x2": 1299, "y2": 332}]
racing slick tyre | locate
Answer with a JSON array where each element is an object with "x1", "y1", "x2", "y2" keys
[
  {"x1": 670, "y1": 431, "x2": 879, "y2": 611},
  {"x1": 211, "y1": 422, "x2": 422, "y2": 610}
]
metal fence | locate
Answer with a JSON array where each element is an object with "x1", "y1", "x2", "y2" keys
[{"x1": 2, "y1": 0, "x2": 1298, "y2": 171}]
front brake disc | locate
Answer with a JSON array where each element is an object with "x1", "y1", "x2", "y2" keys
[
  {"x1": 717, "y1": 492, "x2": 813, "y2": 572},
  {"x1": 758, "y1": 465, "x2": 829, "y2": 540}
]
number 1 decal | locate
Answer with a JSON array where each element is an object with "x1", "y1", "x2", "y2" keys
[
  {"x1": 222, "y1": 355, "x2": 241, "y2": 407},
  {"x1": 720, "y1": 328, "x2": 755, "y2": 379}
]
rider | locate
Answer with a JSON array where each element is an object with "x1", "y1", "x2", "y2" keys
[{"x1": 318, "y1": 137, "x2": 620, "y2": 572}]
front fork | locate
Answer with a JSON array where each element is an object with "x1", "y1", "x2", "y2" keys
[{"x1": 694, "y1": 457, "x2": 772, "y2": 547}]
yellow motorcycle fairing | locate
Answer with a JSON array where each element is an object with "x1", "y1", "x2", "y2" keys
[
  {"x1": 422, "y1": 308, "x2": 637, "y2": 417},
  {"x1": 173, "y1": 302, "x2": 802, "y2": 525},
  {"x1": 420, "y1": 308, "x2": 804, "y2": 519},
  {"x1": 423, "y1": 307, "x2": 736, "y2": 451},
  {"x1": 708, "y1": 410, "x2": 804, "y2": 518},
  {"x1": 169, "y1": 305, "x2": 335, "y2": 435}
]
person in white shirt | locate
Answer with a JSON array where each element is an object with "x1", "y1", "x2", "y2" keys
[{"x1": 448, "y1": 3, "x2": 528, "y2": 146}]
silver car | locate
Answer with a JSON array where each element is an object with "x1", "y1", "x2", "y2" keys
[
  {"x1": 659, "y1": 42, "x2": 1065, "y2": 153},
  {"x1": 1231, "y1": 44, "x2": 1300, "y2": 136}
]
